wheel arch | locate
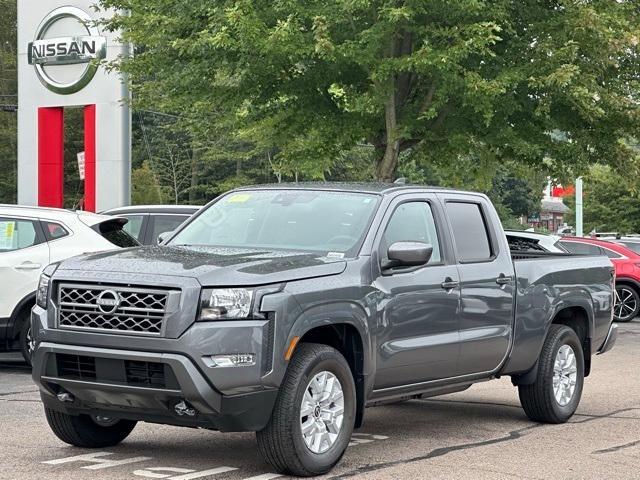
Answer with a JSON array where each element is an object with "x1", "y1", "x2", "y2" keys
[
  {"x1": 8, "y1": 291, "x2": 36, "y2": 341},
  {"x1": 291, "y1": 308, "x2": 371, "y2": 429}
]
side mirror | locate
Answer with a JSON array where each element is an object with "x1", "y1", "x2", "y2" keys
[
  {"x1": 157, "y1": 230, "x2": 174, "y2": 245},
  {"x1": 383, "y1": 241, "x2": 433, "y2": 270}
]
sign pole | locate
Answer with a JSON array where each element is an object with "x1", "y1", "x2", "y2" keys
[{"x1": 576, "y1": 177, "x2": 583, "y2": 237}]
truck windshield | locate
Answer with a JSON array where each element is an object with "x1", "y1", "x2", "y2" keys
[{"x1": 169, "y1": 189, "x2": 379, "y2": 256}]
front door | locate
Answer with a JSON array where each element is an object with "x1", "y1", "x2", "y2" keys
[{"x1": 373, "y1": 196, "x2": 461, "y2": 389}]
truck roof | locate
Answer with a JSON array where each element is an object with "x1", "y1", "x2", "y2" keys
[{"x1": 234, "y1": 182, "x2": 477, "y2": 196}]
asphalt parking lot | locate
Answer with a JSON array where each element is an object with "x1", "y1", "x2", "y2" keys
[{"x1": 1, "y1": 321, "x2": 639, "y2": 480}]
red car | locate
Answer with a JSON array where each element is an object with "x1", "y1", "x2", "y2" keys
[{"x1": 559, "y1": 237, "x2": 640, "y2": 322}]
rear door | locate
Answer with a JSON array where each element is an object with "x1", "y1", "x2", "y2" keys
[
  {"x1": 0, "y1": 216, "x2": 49, "y2": 320},
  {"x1": 372, "y1": 194, "x2": 461, "y2": 389},
  {"x1": 439, "y1": 194, "x2": 515, "y2": 376}
]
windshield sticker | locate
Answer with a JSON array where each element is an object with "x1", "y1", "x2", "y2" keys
[
  {"x1": 0, "y1": 221, "x2": 15, "y2": 249},
  {"x1": 326, "y1": 252, "x2": 345, "y2": 259},
  {"x1": 226, "y1": 193, "x2": 252, "y2": 203}
]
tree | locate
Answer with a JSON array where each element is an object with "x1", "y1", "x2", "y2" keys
[
  {"x1": 565, "y1": 163, "x2": 640, "y2": 234},
  {"x1": 0, "y1": 0, "x2": 17, "y2": 204},
  {"x1": 101, "y1": 0, "x2": 639, "y2": 182},
  {"x1": 131, "y1": 161, "x2": 162, "y2": 204}
]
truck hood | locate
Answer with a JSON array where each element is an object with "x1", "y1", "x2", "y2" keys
[{"x1": 56, "y1": 245, "x2": 347, "y2": 286}]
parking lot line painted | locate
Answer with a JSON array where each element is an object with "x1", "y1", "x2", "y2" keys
[
  {"x1": 169, "y1": 467, "x2": 238, "y2": 480},
  {"x1": 42, "y1": 451, "x2": 152, "y2": 469}
]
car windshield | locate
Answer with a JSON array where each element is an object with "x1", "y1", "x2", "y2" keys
[
  {"x1": 169, "y1": 189, "x2": 380, "y2": 256},
  {"x1": 620, "y1": 241, "x2": 640, "y2": 255}
]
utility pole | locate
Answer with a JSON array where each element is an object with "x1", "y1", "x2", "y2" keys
[{"x1": 575, "y1": 177, "x2": 583, "y2": 237}]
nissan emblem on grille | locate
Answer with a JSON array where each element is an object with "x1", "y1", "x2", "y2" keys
[
  {"x1": 57, "y1": 284, "x2": 176, "y2": 336},
  {"x1": 96, "y1": 290, "x2": 120, "y2": 314}
]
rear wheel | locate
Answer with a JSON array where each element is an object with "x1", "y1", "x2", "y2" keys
[
  {"x1": 256, "y1": 343, "x2": 356, "y2": 477},
  {"x1": 518, "y1": 325, "x2": 584, "y2": 423},
  {"x1": 45, "y1": 408, "x2": 137, "y2": 448},
  {"x1": 614, "y1": 284, "x2": 639, "y2": 322}
]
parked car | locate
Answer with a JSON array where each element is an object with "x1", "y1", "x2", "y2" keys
[
  {"x1": 0, "y1": 205, "x2": 138, "y2": 364},
  {"x1": 102, "y1": 205, "x2": 200, "y2": 245},
  {"x1": 505, "y1": 230, "x2": 569, "y2": 254},
  {"x1": 559, "y1": 236, "x2": 640, "y2": 322},
  {"x1": 32, "y1": 184, "x2": 616, "y2": 477}
]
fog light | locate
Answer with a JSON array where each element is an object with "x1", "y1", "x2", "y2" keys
[{"x1": 210, "y1": 353, "x2": 256, "y2": 368}]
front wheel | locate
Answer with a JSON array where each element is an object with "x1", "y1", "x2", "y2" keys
[
  {"x1": 614, "y1": 284, "x2": 640, "y2": 322},
  {"x1": 518, "y1": 325, "x2": 584, "y2": 424},
  {"x1": 45, "y1": 408, "x2": 137, "y2": 448},
  {"x1": 256, "y1": 343, "x2": 356, "y2": 477}
]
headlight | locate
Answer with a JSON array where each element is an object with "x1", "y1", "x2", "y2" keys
[
  {"x1": 35, "y1": 264, "x2": 58, "y2": 309},
  {"x1": 199, "y1": 288, "x2": 254, "y2": 321}
]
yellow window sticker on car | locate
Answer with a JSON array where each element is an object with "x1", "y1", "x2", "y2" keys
[
  {"x1": 226, "y1": 193, "x2": 252, "y2": 203},
  {"x1": 0, "y1": 221, "x2": 16, "y2": 250}
]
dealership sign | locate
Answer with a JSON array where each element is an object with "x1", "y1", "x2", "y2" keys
[{"x1": 27, "y1": 6, "x2": 106, "y2": 94}]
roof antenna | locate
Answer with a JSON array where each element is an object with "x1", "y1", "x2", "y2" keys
[{"x1": 394, "y1": 177, "x2": 407, "y2": 185}]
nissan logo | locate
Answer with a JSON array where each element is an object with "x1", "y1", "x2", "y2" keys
[
  {"x1": 27, "y1": 6, "x2": 107, "y2": 94},
  {"x1": 96, "y1": 290, "x2": 120, "y2": 314}
]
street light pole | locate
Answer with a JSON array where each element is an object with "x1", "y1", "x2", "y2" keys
[{"x1": 576, "y1": 177, "x2": 583, "y2": 237}]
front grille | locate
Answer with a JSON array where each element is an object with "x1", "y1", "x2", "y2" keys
[
  {"x1": 56, "y1": 354, "x2": 97, "y2": 380},
  {"x1": 57, "y1": 284, "x2": 171, "y2": 336},
  {"x1": 125, "y1": 360, "x2": 166, "y2": 388}
]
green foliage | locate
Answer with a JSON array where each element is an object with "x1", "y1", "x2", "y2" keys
[
  {"x1": 565, "y1": 163, "x2": 640, "y2": 235},
  {"x1": 101, "y1": 0, "x2": 639, "y2": 183},
  {"x1": 132, "y1": 161, "x2": 162, "y2": 204},
  {"x1": 0, "y1": 0, "x2": 17, "y2": 203}
]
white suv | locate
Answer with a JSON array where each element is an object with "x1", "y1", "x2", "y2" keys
[{"x1": 0, "y1": 205, "x2": 138, "y2": 364}]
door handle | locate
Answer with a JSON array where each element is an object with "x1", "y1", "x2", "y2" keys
[
  {"x1": 15, "y1": 262, "x2": 42, "y2": 271},
  {"x1": 496, "y1": 274, "x2": 513, "y2": 286},
  {"x1": 441, "y1": 278, "x2": 459, "y2": 290}
]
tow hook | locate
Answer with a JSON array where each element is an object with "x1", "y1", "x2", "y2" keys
[
  {"x1": 174, "y1": 400, "x2": 197, "y2": 417},
  {"x1": 56, "y1": 392, "x2": 74, "y2": 403}
]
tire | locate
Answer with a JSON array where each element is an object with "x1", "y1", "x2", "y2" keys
[
  {"x1": 18, "y1": 310, "x2": 34, "y2": 366},
  {"x1": 518, "y1": 325, "x2": 584, "y2": 424},
  {"x1": 256, "y1": 343, "x2": 356, "y2": 477},
  {"x1": 613, "y1": 284, "x2": 640, "y2": 322},
  {"x1": 45, "y1": 408, "x2": 137, "y2": 448}
]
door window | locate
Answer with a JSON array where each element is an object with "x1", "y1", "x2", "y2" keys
[
  {"x1": 149, "y1": 215, "x2": 189, "y2": 245},
  {"x1": 447, "y1": 202, "x2": 492, "y2": 262},
  {"x1": 0, "y1": 218, "x2": 45, "y2": 252},
  {"x1": 120, "y1": 215, "x2": 145, "y2": 241},
  {"x1": 381, "y1": 202, "x2": 441, "y2": 264}
]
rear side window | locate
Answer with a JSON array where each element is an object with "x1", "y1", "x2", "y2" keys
[
  {"x1": 149, "y1": 215, "x2": 189, "y2": 245},
  {"x1": 43, "y1": 222, "x2": 69, "y2": 240},
  {"x1": 0, "y1": 217, "x2": 45, "y2": 252},
  {"x1": 447, "y1": 202, "x2": 492, "y2": 262},
  {"x1": 93, "y1": 220, "x2": 140, "y2": 248},
  {"x1": 120, "y1": 215, "x2": 145, "y2": 241},
  {"x1": 560, "y1": 241, "x2": 604, "y2": 256}
]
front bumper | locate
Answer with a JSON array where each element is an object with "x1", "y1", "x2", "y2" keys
[
  {"x1": 597, "y1": 323, "x2": 618, "y2": 355},
  {"x1": 33, "y1": 342, "x2": 278, "y2": 432}
]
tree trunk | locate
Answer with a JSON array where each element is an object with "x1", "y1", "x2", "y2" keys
[
  {"x1": 189, "y1": 147, "x2": 198, "y2": 203},
  {"x1": 375, "y1": 90, "x2": 401, "y2": 182}
]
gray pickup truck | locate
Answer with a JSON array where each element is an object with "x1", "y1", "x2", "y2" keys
[{"x1": 31, "y1": 184, "x2": 618, "y2": 477}]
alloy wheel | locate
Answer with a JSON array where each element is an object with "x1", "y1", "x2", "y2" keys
[
  {"x1": 300, "y1": 371, "x2": 344, "y2": 454},
  {"x1": 553, "y1": 345, "x2": 577, "y2": 407},
  {"x1": 614, "y1": 286, "x2": 637, "y2": 321}
]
